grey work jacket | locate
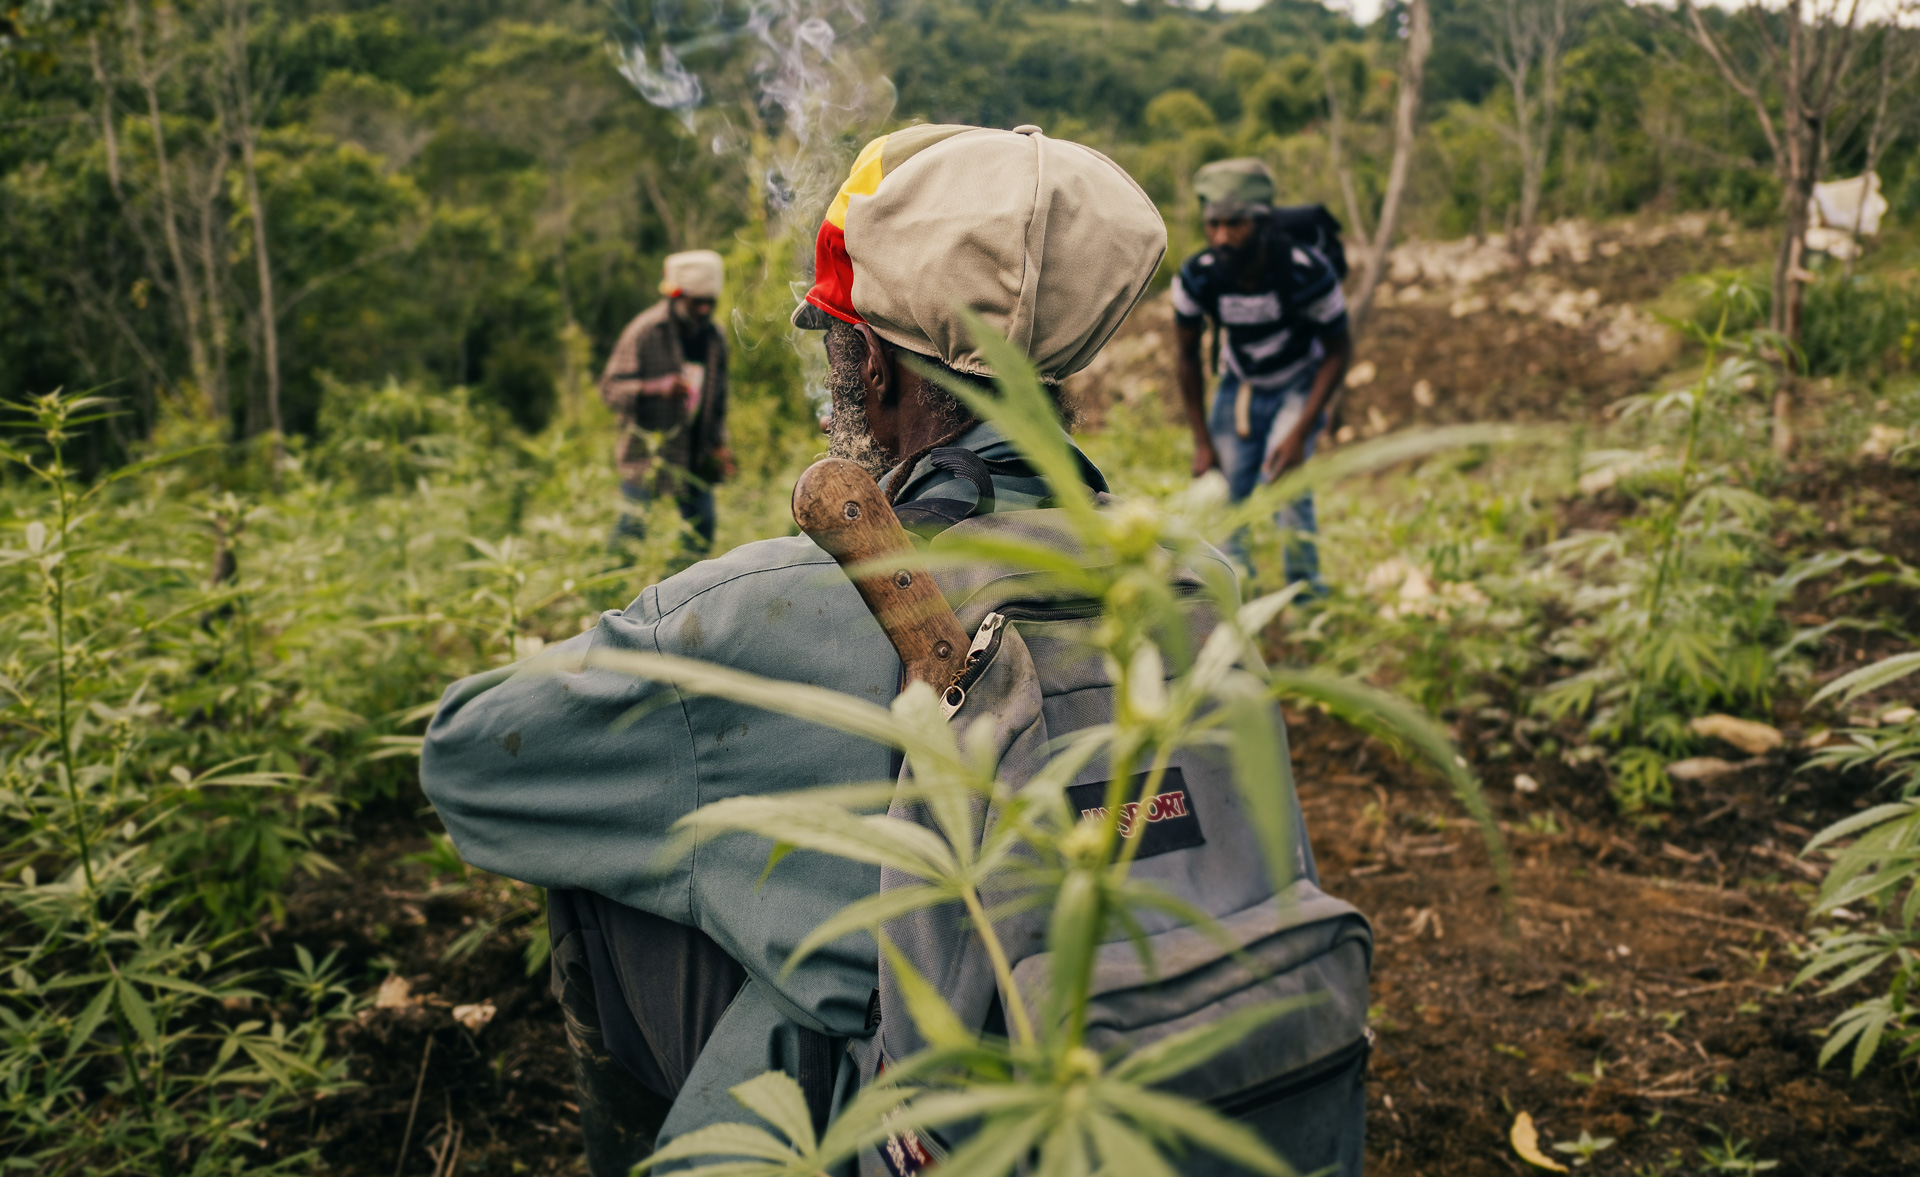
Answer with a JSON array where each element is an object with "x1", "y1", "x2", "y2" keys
[{"x1": 419, "y1": 423, "x2": 1095, "y2": 1128}]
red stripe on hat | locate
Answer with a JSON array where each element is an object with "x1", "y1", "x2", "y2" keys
[{"x1": 804, "y1": 221, "x2": 864, "y2": 325}]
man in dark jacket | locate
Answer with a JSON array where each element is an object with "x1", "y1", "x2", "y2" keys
[{"x1": 602, "y1": 249, "x2": 735, "y2": 554}]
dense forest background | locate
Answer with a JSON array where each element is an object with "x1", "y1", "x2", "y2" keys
[{"x1": 6, "y1": 0, "x2": 1917, "y2": 456}]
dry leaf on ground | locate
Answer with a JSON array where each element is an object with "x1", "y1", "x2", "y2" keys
[{"x1": 1511, "y1": 1112, "x2": 1570, "y2": 1173}]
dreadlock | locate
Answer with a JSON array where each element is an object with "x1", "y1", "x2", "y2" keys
[{"x1": 823, "y1": 322, "x2": 1078, "y2": 504}]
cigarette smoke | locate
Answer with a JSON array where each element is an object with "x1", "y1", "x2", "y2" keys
[
  {"x1": 611, "y1": 0, "x2": 895, "y2": 231},
  {"x1": 610, "y1": 0, "x2": 896, "y2": 415}
]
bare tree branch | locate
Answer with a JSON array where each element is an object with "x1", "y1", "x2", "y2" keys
[
  {"x1": 1349, "y1": 0, "x2": 1432, "y2": 335},
  {"x1": 1683, "y1": 0, "x2": 1781, "y2": 159}
]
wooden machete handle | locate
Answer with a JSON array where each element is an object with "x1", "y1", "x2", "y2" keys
[{"x1": 792, "y1": 458, "x2": 970, "y2": 692}]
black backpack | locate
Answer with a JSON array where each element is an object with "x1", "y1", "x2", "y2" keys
[{"x1": 1270, "y1": 204, "x2": 1347, "y2": 279}]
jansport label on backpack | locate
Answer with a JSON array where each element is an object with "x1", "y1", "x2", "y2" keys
[{"x1": 1067, "y1": 769, "x2": 1205, "y2": 859}]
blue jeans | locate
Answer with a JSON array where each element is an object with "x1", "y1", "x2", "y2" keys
[
  {"x1": 613, "y1": 480, "x2": 716, "y2": 554},
  {"x1": 1209, "y1": 371, "x2": 1324, "y2": 594}
]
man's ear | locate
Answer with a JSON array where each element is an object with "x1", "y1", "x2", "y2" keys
[{"x1": 854, "y1": 322, "x2": 895, "y2": 405}]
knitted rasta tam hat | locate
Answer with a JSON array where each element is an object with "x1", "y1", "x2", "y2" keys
[{"x1": 791, "y1": 124, "x2": 1166, "y2": 383}]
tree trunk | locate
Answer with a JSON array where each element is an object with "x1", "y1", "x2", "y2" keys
[
  {"x1": 226, "y1": 0, "x2": 281, "y2": 439},
  {"x1": 237, "y1": 133, "x2": 280, "y2": 438},
  {"x1": 1348, "y1": 0, "x2": 1432, "y2": 336},
  {"x1": 88, "y1": 35, "x2": 122, "y2": 197},
  {"x1": 130, "y1": 5, "x2": 216, "y2": 413},
  {"x1": 1508, "y1": 49, "x2": 1540, "y2": 262},
  {"x1": 195, "y1": 151, "x2": 232, "y2": 429},
  {"x1": 1322, "y1": 61, "x2": 1371, "y2": 244}
]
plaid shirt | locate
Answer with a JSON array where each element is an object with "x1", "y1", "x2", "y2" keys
[{"x1": 600, "y1": 301, "x2": 729, "y2": 488}]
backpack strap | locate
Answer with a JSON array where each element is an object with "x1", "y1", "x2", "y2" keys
[
  {"x1": 894, "y1": 445, "x2": 1109, "y2": 538},
  {"x1": 893, "y1": 447, "x2": 995, "y2": 538}
]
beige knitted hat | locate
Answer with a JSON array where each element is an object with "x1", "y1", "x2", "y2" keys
[
  {"x1": 793, "y1": 124, "x2": 1166, "y2": 381},
  {"x1": 660, "y1": 250, "x2": 724, "y2": 299}
]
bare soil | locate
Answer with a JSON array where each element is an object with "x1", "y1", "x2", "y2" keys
[
  {"x1": 1297, "y1": 704, "x2": 1920, "y2": 1176},
  {"x1": 273, "y1": 692, "x2": 1920, "y2": 1176}
]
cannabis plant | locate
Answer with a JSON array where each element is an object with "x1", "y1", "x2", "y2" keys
[
  {"x1": 1532, "y1": 276, "x2": 1809, "y2": 811},
  {"x1": 0, "y1": 390, "x2": 352, "y2": 1173},
  {"x1": 1795, "y1": 646, "x2": 1920, "y2": 1074},
  {"x1": 566, "y1": 315, "x2": 1514, "y2": 1176}
]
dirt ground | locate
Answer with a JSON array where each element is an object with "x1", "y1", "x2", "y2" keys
[
  {"x1": 262, "y1": 220, "x2": 1920, "y2": 1174},
  {"x1": 276, "y1": 683, "x2": 1920, "y2": 1177},
  {"x1": 1301, "y1": 704, "x2": 1920, "y2": 1177}
]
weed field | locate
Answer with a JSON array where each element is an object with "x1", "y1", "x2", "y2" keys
[{"x1": 10, "y1": 215, "x2": 1912, "y2": 1175}]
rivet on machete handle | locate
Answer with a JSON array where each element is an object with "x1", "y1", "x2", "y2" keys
[{"x1": 791, "y1": 458, "x2": 971, "y2": 694}]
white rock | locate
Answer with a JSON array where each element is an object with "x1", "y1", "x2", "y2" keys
[
  {"x1": 1666, "y1": 757, "x2": 1739, "y2": 782},
  {"x1": 1513, "y1": 773, "x2": 1540, "y2": 794},
  {"x1": 1345, "y1": 360, "x2": 1377, "y2": 389},
  {"x1": 453, "y1": 1000, "x2": 497, "y2": 1032},
  {"x1": 1364, "y1": 557, "x2": 1418, "y2": 594},
  {"x1": 1861, "y1": 423, "x2": 1908, "y2": 458},
  {"x1": 1412, "y1": 379, "x2": 1435, "y2": 408},
  {"x1": 1688, "y1": 714, "x2": 1784, "y2": 755},
  {"x1": 375, "y1": 975, "x2": 413, "y2": 1009}
]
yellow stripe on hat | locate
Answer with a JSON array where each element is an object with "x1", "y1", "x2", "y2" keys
[{"x1": 824, "y1": 134, "x2": 890, "y2": 230}]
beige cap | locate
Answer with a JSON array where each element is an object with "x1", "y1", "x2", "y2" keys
[
  {"x1": 660, "y1": 249, "x2": 723, "y2": 299},
  {"x1": 794, "y1": 124, "x2": 1166, "y2": 381}
]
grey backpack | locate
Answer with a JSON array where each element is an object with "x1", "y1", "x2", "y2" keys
[{"x1": 856, "y1": 499, "x2": 1373, "y2": 1177}]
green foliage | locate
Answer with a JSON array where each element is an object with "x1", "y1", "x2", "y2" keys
[
  {"x1": 1528, "y1": 279, "x2": 1806, "y2": 809},
  {"x1": 1794, "y1": 647, "x2": 1920, "y2": 1076},
  {"x1": 0, "y1": 376, "x2": 698, "y2": 1166},
  {"x1": 1695, "y1": 1126, "x2": 1779, "y2": 1175},
  {"x1": 17, "y1": 0, "x2": 1917, "y2": 451},
  {"x1": 1287, "y1": 453, "x2": 1555, "y2": 716},
  {"x1": 1, "y1": 2, "x2": 749, "y2": 443},
  {"x1": 1799, "y1": 272, "x2": 1920, "y2": 380},
  {"x1": 1552, "y1": 1128, "x2": 1616, "y2": 1167},
  {"x1": 0, "y1": 389, "x2": 357, "y2": 1172}
]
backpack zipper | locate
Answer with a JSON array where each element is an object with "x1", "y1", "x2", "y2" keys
[
  {"x1": 940, "y1": 612, "x2": 1007, "y2": 717},
  {"x1": 993, "y1": 582, "x2": 1207, "y2": 623}
]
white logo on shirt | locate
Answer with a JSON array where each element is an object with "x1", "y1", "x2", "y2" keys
[{"x1": 1217, "y1": 292, "x2": 1281, "y2": 325}]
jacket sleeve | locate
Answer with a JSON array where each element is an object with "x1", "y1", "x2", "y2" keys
[
  {"x1": 420, "y1": 592, "x2": 698, "y2": 920},
  {"x1": 600, "y1": 323, "x2": 642, "y2": 414},
  {"x1": 600, "y1": 310, "x2": 680, "y2": 413}
]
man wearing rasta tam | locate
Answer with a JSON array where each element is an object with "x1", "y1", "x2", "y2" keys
[
  {"x1": 601, "y1": 249, "x2": 735, "y2": 555},
  {"x1": 420, "y1": 124, "x2": 1167, "y2": 1174},
  {"x1": 1172, "y1": 158, "x2": 1351, "y2": 594}
]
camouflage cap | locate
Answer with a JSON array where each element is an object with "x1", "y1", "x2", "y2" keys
[
  {"x1": 1194, "y1": 158, "x2": 1275, "y2": 219},
  {"x1": 792, "y1": 124, "x2": 1166, "y2": 382}
]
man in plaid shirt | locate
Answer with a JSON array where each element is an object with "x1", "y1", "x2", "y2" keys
[{"x1": 601, "y1": 250, "x2": 735, "y2": 554}]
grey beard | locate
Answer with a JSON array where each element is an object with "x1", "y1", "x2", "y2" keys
[{"x1": 824, "y1": 367, "x2": 892, "y2": 482}]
